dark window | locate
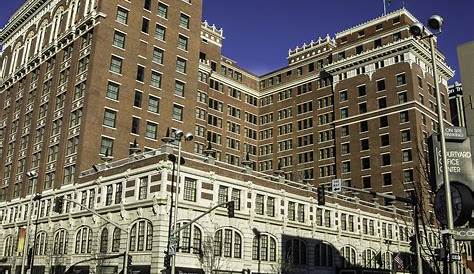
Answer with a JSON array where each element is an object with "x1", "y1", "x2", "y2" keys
[
  {"x1": 360, "y1": 139, "x2": 369, "y2": 150},
  {"x1": 383, "y1": 173, "x2": 392, "y2": 185},
  {"x1": 380, "y1": 116, "x2": 388, "y2": 127},
  {"x1": 358, "y1": 85, "x2": 366, "y2": 97},
  {"x1": 136, "y1": 66, "x2": 145, "y2": 82},
  {"x1": 356, "y1": 45, "x2": 363, "y2": 54},
  {"x1": 142, "y1": 18, "x2": 149, "y2": 33},
  {"x1": 359, "y1": 102, "x2": 367, "y2": 114},
  {"x1": 381, "y1": 154, "x2": 391, "y2": 166},
  {"x1": 393, "y1": 32, "x2": 402, "y2": 41},
  {"x1": 381, "y1": 134, "x2": 390, "y2": 146},
  {"x1": 308, "y1": 63, "x2": 315, "y2": 72},
  {"x1": 144, "y1": 0, "x2": 151, "y2": 10},
  {"x1": 378, "y1": 97, "x2": 387, "y2": 109},
  {"x1": 362, "y1": 158, "x2": 371, "y2": 170},
  {"x1": 396, "y1": 74, "x2": 406, "y2": 86},
  {"x1": 134, "y1": 91, "x2": 142, "y2": 107},
  {"x1": 401, "y1": 130, "x2": 411, "y2": 142},
  {"x1": 362, "y1": 176, "x2": 371, "y2": 188},
  {"x1": 374, "y1": 39, "x2": 382, "y2": 48},
  {"x1": 131, "y1": 117, "x2": 140, "y2": 134},
  {"x1": 398, "y1": 92, "x2": 408, "y2": 103},
  {"x1": 376, "y1": 23, "x2": 383, "y2": 30},
  {"x1": 360, "y1": 121, "x2": 368, "y2": 132},
  {"x1": 377, "y1": 79, "x2": 386, "y2": 91},
  {"x1": 400, "y1": 111, "x2": 409, "y2": 122}
]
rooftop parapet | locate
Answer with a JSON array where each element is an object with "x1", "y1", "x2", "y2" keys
[
  {"x1": 288, "y1": 34, "x2": 336, "y2": 58},
  {"x1": 201, "y1": 20, "x2": 224, "y2": 37}
]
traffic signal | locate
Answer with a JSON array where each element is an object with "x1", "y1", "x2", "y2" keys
[
  {"x1": 53, "y1": 196, "x2": 64, "y2": 213},
  {"x1": 163, "y1": 253, "x2": 171, "y2": 269},
  {"x1": 127, "y1": 254, "x2": 132, "y2": 269},
  {"x1": 317, "y1": 186, "x2": 325, "y2": 205},
  {"x1": 409, "y1": 235, "x2": 416, "y2": 253},
  {"x1": 227, "y1": 201, "x2": 235, "y2": 218}
]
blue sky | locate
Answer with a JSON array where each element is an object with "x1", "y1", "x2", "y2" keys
[{"x1": 1, "y1": 0, "x2": 473, "y2": 82}]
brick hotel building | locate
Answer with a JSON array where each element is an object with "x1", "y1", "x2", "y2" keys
[{"x1": 0, "y1": 0, "x2": 463, "y2": 273}]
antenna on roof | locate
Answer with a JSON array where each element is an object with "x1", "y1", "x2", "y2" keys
[{"x1": 382, "y1": 0, "x2": 392, "y2": 16}]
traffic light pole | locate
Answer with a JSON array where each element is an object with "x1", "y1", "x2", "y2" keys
[{"x1": 56, "y1": 198, "x2": 130, "y2": 274}]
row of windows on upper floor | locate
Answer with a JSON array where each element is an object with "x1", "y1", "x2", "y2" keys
[{"x1": 0, "y1": 176, "x2": 415, "y2": 243}]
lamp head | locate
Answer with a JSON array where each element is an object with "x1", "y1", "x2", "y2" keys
[
  {"x1": 409, "y1": 22, "x2": 424, "y2": 37},
  {"x1": 184, "y1": 132, "x2": 194, "y2": 141},
  {"x1": 428, "y1": 15, "x2": 443, "y2": 31},
  {"x1": 175, "y1": 129, "x2": 184, "y2": 140}
]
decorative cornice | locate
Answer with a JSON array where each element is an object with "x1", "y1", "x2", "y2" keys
[
  {"x1": 0, "y1": 0, "x2": 48, "y2": 43},
  {"x1": 335, "y1": 8, "x2": 427, "y2": 38}
]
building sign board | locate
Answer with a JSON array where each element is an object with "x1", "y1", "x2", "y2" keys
[{"x1": 429, "y1": 128, "x2": 474, "y2": 192}]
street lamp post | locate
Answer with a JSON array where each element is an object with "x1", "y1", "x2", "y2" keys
[
  {"x1": 410, "y1": 15, "x2": 457, "y2": 274},
  {"x1": 20, "y1": 171, "x2": 38, "y2": 274},
  {"x1": 170, "y1": 129, "x2": 193, "y2": 274}
]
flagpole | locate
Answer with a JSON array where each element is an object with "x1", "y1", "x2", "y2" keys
[{"x1": 383, "y1": 0, "x2": 387, "y2": 15}]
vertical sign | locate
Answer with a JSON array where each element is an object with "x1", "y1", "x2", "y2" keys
[{"x1": 17, "y1": 227, "x2": 26, "y2": 255}]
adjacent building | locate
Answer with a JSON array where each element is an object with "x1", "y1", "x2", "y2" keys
[
  {"x1": 457, "y1": 41, "x2": 474, "y2": 153},
  {"x1": 448, "y1": 82, "x2": 465, "y2": 127}
]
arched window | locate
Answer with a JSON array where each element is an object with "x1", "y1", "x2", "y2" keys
[
  {"x1": 34, "y1": 231, "x2": 48, "y2": 255},
  {"x1": 75, "y1": 226, "x2": 93, "y2": 254},
  {"x1": 53, "y1": 229, "x2": 68, "y2": 255},
  {"x1": 252, "y1": 234, "x2": 277, "y2": 262},
  {"x1": 176, "y1": 222, "x2": 202, "y2": 254},
  {"x1": 129, "y1": 219, "x2": 153, "y2": 251},
  {"x1": 213, "y1": 228, "x2": 242, "y2": 258},
  {"x1": 340, "y1": 246, "x2": 357, "y2": 268},
  {"x1": 100, "y1": 228, "x2": 108, "y2": 253},
  {"x1": 315, "y1": 242, "x2": 333, "y2": 267},
  {"x1": 285, "y1": 239, "x2": 307, "y2": 265},
  {"x1": 381, "y1": 251, "x2": 393, "y2": 270},
  {"x1": 362, "y1": 249, "x2": 377, "y2": 268},
  {"x1": 3, "y1": 235, "x2": 13, "y2": 256},
  {"x1": 112, "y1": 228, "x2": 121, "y2": 252}
]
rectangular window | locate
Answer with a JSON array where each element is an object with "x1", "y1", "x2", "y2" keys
[
  {"x1": 148, "y1": 96, "x2": 160, "y2": 113},
  {"x1": 142, "y1": 18, "x2": 150, "y2": 33},
  {"x1": 100, "y1": 137, "x2": 114, "y2": 156},
  {"x1": 157, "y1": 3, "x2": 168, "y2": 18},
  {"x1": 288, "y1": 202, "x2": 295, "y2": 221},
  {"x1": 144, "y1": 0, "x2": 151, "y2": 10},
  {"x1": 178, "y1": 35, "x2": 188, "y2": 51},
  {"x1": 175, "y1": 81, "x2": 185, "y2": 97},
  {"x1": 131, "y1": 117, "x2": 140, "y2": 134},
  {"x1": 396, "y1": 74, "x2": 406, "y2": 86},
  {"x1": 113, "y1": 31, "x2": 126, "y2": 48},
  {"x1": 183, "y1": 178, "x2": 197, "y2": 202},
  {"x1": 255, "y1": 194, "x2": 264, "y2": 215},
  {"x1": 145, "y1": 122, "x2": 158, "y2": 139},
  {"x1": 358, "y1": 85, "x2": 366, "y2": 97},
  {"x1": 377, "y1": 79, "x2": 386, "y2": 91},
  {"x1": 103, "y1": 109, "x2": 117, "y2": 128},
  {"x1": 116, "y1": 7, "x2": 129, "y2": 24},
  {"x1": 136, "y1": 65, "x2": 145, "y2": 82},
  {"x1": 266, "y1": 197, "x2": 275, "y2": 217},
  {"x1": 383, "y1": 173, "x2": 392, "y2": 186},
  {"x1": 110, "y1": 56, "x2": 123, "y2": 74},
  {"x1": 151, "y1": 71, "x2": 162, "y2": 88},
  {"x1": 155, "y1": 24, "x2": 166, "y2": 40},
  {"x1": 173, "y1": 104, "x2": 183, "y2": 121},
  {"x1": 134, "y1": 91, "x2": 142, "y2": 107},
  {"x1": 382, "y1": 154, "x2": 391, "y2": 166},
  {"x1": 179, "y1": 13, "x2": 190, "y2": 29},
  {"x1": 106, "y1": 82, "x2": 119, "y2": 100},
  {"x1": 138, "y1": 177, "x2": 148, "y2": 200},
  {"x1": 176, "y1": 57, "x2": 187, "y2": 73},
  {"x1": 218, "y1": 186, "x2": 228, "y2": 204},
  {"x1": 153, "y1": 47, "x2": 164, "y2": 64},
  {"x1": 231, "y1": 189, "x2": 241, "y2": 210}
]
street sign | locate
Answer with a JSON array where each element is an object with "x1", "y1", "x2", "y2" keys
[
  {"x1": 331, "y1": 179, "x2": 342, "y2": 193},
  {"x1": 169, "y1": 236, "x2": 178, "y2": 255},
  {"x1": 450, "y1": 253, "x2": 461, "y2": 262},
  {"x1": 452, "y1": 228, "x2": 474, "y2": 241}
]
